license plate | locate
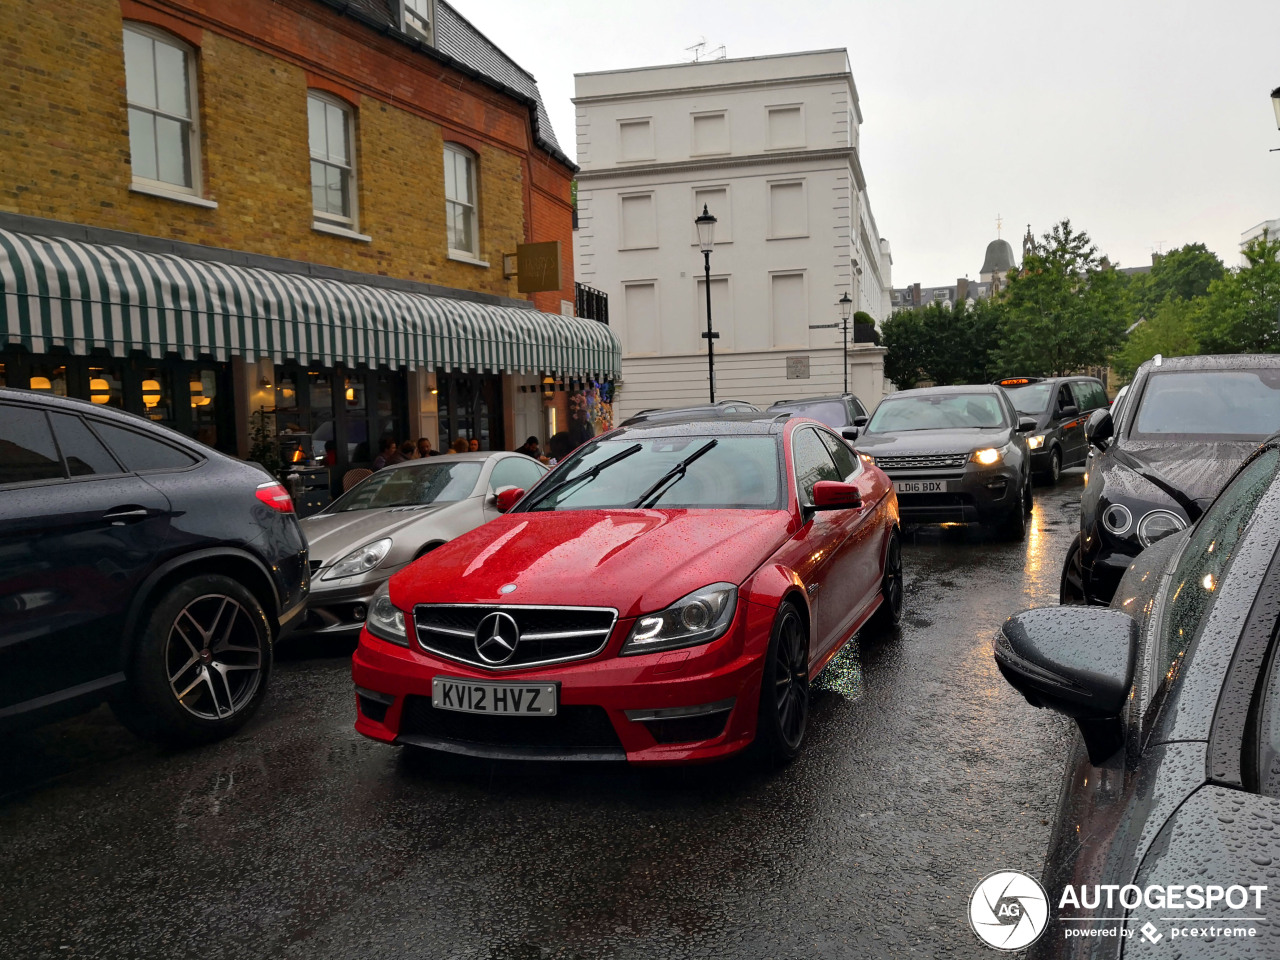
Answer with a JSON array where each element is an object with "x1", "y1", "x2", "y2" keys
[
  {"x1": 894, "y1": 480, "x2": 948, "y2": 494},
  {"x1": 431, "y1": 677, "x2": 558, "y2": 716}
]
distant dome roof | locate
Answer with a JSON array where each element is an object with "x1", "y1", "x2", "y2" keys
[{"x1": 980, "y1": 238, "x2": 1017, "y2": 276}]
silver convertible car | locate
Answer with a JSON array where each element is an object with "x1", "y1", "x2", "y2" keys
[{"x1": 295, "y1": 452, "x2": 547, "y2": 639}]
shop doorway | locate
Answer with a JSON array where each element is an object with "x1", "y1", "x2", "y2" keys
[
  {"x1": 272, "y1": 364, "x2": 408, "y2": 473},
  {"x1": 436, "y1": 373, "x2": 504, "y2": 451}
]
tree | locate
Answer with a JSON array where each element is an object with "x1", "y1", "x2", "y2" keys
[
  {"x1": 1149, "y1": 242, "x2": 1225, "y2": 303},
  {"x1": 994, "y1": 219, "x2": 1127, "y2": 377},
  {"x1": 881, "y1": 299, "x2": 1000, "y2": 388},
  {"x1": 1195, "y1": 233, "x2": 1280, "y2": 354},
  {"x1": 1112, "y1": 297, "x2": 1201, "y2": 380}
]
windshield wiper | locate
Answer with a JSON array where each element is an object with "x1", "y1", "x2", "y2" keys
[
  {"x1": 629, "y1": 440, "x2": 718, "y2": 508},
  {"x1": 522, "y1": 443, "x2": 643, "y2": 511}
]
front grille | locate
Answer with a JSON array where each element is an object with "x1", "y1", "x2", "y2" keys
[
  {"x1": 875, "y1": 453, "x2": 969, "y2": 470},
  {"x1": 414, "y1": 604, "x2": 617, "y2": 670},
  {"x1": 398, "y1": 696, "x2": 622, "y2": 750}
]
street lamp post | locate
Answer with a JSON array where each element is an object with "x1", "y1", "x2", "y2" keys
[
  {"x1": 1271, "y1": 86, "x2": 1280, "y2": 151},
  {"x1": 808, "y1": 291, "x2": 855, "y2": 395},
  {"x1": 695, "y1": 204, "x2": 719, "y2": 402}
]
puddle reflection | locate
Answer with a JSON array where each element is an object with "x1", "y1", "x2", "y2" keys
[{"x1": 813, "y1": 640, "x2": 864, "y2": 702}]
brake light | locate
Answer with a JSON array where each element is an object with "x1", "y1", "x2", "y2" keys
[{"x1": 255, "y1": 481, "x2": 295, "y2": 513}]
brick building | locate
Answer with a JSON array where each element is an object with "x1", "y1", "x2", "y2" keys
[{"x1": 0, "y1": 0, "x2": 618, "y2": 477}]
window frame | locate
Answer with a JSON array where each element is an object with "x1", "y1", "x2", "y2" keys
[
  {"x1": 766, "y1": 178, "x2": 809, "y2": 240},
  {"x1": 791, "y1": 425, "x2": 843, "y2": 508},
  {"x1": 443, "y1": 142, "x2": 480, "y2": 260},
  {"x1": 122, "y1": 22, "x2": 203, "y2": 198},
  {"x1": 690, "y1": 110, "x2": 729, "y2": 157},
  {"x1": 403, "y1": 0, "x2": 435, "y2": 43},
  {"x1": 307, "y1": 91, "x2": 359, "y2": 231}
]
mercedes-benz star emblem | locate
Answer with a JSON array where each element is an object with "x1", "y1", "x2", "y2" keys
[{"x1": 474, "y1": 611, "x2": 521, "y2": 665}]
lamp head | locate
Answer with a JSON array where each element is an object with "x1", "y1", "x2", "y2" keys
[
  {"x1": 839, "y1": 291, "x2": 853, "y2": 321},
  {"x1": 695, "y1": 203, "x2": 717, "y2": 253},
  {"x1": 1272, "y1": 85, "x2": 1280, "y2": 131}
]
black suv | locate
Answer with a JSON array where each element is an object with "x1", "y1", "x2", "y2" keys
[
  {"x1": 0, "y1": 388, "x2": 309, "y2": 745},
  {"x1": 994, "y1": 376, "x2": 1109, "y2": 483},
  {"x1": 1062, "y1": 354, "x2": 1280, "y2": 606},
  {"x1": 767, "y1": 394, "x2": 869, "y2": 432}
]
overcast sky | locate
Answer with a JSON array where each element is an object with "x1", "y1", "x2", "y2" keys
[{"x1": 458, "y1": 0, "x2": 1280, "y2": 287}]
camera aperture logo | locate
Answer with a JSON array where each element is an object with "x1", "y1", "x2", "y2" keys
[{"x1": 969, "y1": 870, "x2": 1049, "y2": 951}]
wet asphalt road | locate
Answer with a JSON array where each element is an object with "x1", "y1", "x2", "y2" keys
[{"x1": 1, "y1": 475, "x2": 1086, "y2": 960}]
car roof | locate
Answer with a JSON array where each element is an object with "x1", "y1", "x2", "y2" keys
[
  {"x1": 1137, "y1": 354, "x2": 1280, "y2": 374},
  {"x1": 384, "y1": 451, "x2": 512, "y2": 466},
  {"x1": 884, "y1": 384, "x2": 1003, "y2": 399},
  {"x1": 768, "y1": 395, "x2": 854, "y2": 407},
  {"x1": 608, "y1": 412, "x2": 793, "y2": 439}
]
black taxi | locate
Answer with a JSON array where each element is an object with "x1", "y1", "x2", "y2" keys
[{"x1": 994, "y1": 376, "x2": 1109, "y2": 484}]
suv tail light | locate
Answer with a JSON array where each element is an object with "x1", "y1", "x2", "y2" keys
[{"x1": 255, "y1": 481, "x2": 295, "y2": 513}]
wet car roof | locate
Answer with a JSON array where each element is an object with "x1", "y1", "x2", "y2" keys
[
  {"x1": 884, "y1": 384, "x2": 1003, "y2": 398},
  {"x1": 609, "y1": 412, "x2": 792, "y2": 439},
  {"x1": 1138, "y1": 354, "x2": 1280, "y2": 372}
]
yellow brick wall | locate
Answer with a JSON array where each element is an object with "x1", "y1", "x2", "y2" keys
[{"x1": 0, "y1": 0, "x2": 527, "y2": 298}]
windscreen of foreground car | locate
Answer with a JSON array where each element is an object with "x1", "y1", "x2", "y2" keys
[
  {"x1": 523, "y1": 436, "x2": 784, "y2": 511},
  {"x1": 328, "y1": 462, "x2": 482, "y2": 512},
  {"x1": 771, "y1": 400, "x2": 849, "y2": 428},
  {"x1": 1001, "y1": 383, "x2": 1053, "y2": 416},
  {"x1": 1133, "y1": 370, "x2": 1280, "y2": 440},
  {"x1": 866, "y1": 394, "x2": 1007, "y2": 433}
]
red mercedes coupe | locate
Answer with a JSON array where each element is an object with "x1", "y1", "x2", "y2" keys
[{"x1": 351, "y1": 413, "x2": 902, "y2": 764}]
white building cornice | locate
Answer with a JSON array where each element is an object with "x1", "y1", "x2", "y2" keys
[{"x1": 575, "y1": 146, "x2": 863, "y2": 183}]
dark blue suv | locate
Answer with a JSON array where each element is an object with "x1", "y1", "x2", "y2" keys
[{"x1": 0, "y1": 388, "x2": 309, "y2": 746}]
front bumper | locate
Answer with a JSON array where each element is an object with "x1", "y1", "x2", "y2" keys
[
  {"x1": 880, "y1": 461, "x2": 1021, "y2": 525},
  {"x1": 350, "y1": 599, "x2": 777, "y2": 764},
  {"x1": 295, "y1": 574, "x2": 392, "y2": 638},
  {"x1": 1080, "y1": 530, "x2": 1137, "y2": 606}
]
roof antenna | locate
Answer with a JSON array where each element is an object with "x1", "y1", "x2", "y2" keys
[{"x1": 685, "y1": 38, "x2": 727, "y2": 62}]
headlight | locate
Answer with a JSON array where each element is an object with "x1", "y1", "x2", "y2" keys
[
  {"x1": 1027, "y1": 434, "x2": 1046, "y2": 450},
  {"x1": 364, "y1": 581, "x2": 409, "y2": 645},
  {"x1": 1137, "y1": 510, "x2": 1187, "y2": 548},
  {"x1": 621, "y1": 583, "x2": 738, "y2": 655},
  {"x1": 322, "y1": 538, "x2": 392, "y2": 580},
  {"x1": 1101, "y1": 502, "x2": 1133, "y2": 536},
  {"x1": 971, "y1": 443, "x2": 1011, "y2": 466}
]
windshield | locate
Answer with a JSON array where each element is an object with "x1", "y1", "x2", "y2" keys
[
  {"x1": 327, "y1": 461, "x2": 482, "y2": 512},
  {"x1": 521, "y1": 436, "x2": 783, "y2": 511},
  {"x1": 772, "y1": 400, "x2": 848, "y2": 428},
  {"x1": 1132, "y1": 370, "x2": 1280, "y2": 439},
  {"x1": 1001, "y1": 383, "x2": 1052, "y2": 416},
  {"x1": 866, "y1": 394, "x2": 1008, "y2": 433}
]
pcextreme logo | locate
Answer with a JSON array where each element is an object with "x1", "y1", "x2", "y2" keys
[{"x1": 969, "y1": 870, "x2": 1050, "y2": 951}]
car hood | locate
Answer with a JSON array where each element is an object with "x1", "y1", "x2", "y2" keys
[
  {"x1": 854, "y1": 426, "x2": 1011, "y2": 457},
  {"x1": 1118, "y1": 439, "x2": 1261, "y2": 507},
  {"x1": 391, "y1": 509, "x2": 795, "y2": 619},
  {"x1": 301, "y1": 501, "x2": 466, "y2": 565}
]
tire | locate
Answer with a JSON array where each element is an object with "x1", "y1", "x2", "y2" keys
[
  {"x1": 995, "y1": 480, "x2": 1028, "y2": 541},
  {"x1": 111, "y1": 574, "x2": 273, "y2": 747},
  {"x1": 753, "y1": 601, "x2": 810, "y2": 764},
  {"x1": 864, "y1": 529, "x2": 904, "y2": 636},
  {"x1": 1023, "y1": 472, "x2": 1034, "y2": 516},
  {"x1": 1060, "y1": 532, "x2": 1088, "y2": 605},
  {"x1": 1037, "y1": 447, "x2": 1062, "y2": 485}
]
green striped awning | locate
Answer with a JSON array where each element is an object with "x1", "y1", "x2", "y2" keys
[{"x1": 0, "y1": 228, "x2": 620, "y2": 379}]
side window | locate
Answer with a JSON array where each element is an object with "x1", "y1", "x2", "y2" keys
[
  {"x1": 1157, "y1": 447, "x2": 1280, "y2": 688},
  {"x1": 91, "y1": 421, "x2": 199, "y2": 472},
  {"x1": 489, "y1": 457, "x2": 545, "y2": 492},
  {"x1": 792, "y1": 428, "x2": 840, "y2": 504},
  {"x1": 49, "y1": 413, "x2": 124, "y2": 477},
  {"x1": 0, "y1": 405, "x2": 64, "y2": 485},
  {"x1": 1056, "y1": 385, "x2": 1075, "y2": 414},
  {"x1": 818, "y1": 430, "x2": 859, "y2": 481},
  {"x1": 1072, "y1": 381, "x2": 1104, "y2": 412}
]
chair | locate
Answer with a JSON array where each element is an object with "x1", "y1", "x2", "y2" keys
[{"x1": 342, "y1": 468, "x2": 372, "y2": 492}]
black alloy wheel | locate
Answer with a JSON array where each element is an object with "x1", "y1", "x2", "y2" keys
[
  {"x1": 1059, "y1": 532, "x2": 1088, "y2": 605},
  {"x1": 112, "y1": 574, "x2": 273, "y2": 746},
  {"x1": 1039, "y1": 447, "x2": 1062, "y2": 486},
  {"x1": 865, "y1": 529, "x2": 904, "y2": 635},
  {"x1": 1023, "y1": 473, "x2": 1034, "y2": 516},
  {"x1": 754, "y1": 601, "x2": 810, "y2": 763}
]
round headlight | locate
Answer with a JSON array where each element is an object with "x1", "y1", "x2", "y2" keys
[
  {"x1": 1137, "y1": 510, "x2": 1187, "y2": 548},
  {"x1": 1101, "y1": 503, "x2": 1133, "y2": 536},
  {"x1": 680, "y1": 600, "x2": 713, "y2": 631}
]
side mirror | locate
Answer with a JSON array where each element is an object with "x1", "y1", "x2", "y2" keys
[
  {"x1": 1060, "y1": 404, "x2": 1080, "y2": 418},
  {"x1": 493, "y1": 486, "x2": 524, "y2": 513},
  {"x1": 994, "y1": 607, "x2": 1137, "y2": 764},
  {"x1": 1017, "y1": 416, "x2": 1037, "y2": 433},
  {"x1": 812, "y1": 480, "x2": 862, "y2": 511},
  {"x1": 1085, "y1": 408, "x2": 1113, "y2": 448},
  {"x1": 841, "y1": 427, "x2": 860, "y2": 441},
  {"x1": 852, "y1": 415, "x2": 869, "y2": 428}
]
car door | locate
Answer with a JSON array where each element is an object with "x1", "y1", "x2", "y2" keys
[
  {"x1": 790, "y1": 426, "x2": 864, "y2": 663},
  {"x1": 1069, "y1": 380, "x2": 1106, "y2": 468},
  {"x1": 818, "y1": 429, "x2": 883, "y2": 619},
  {"x1": 0, "y1": 404, "x2": 172, "y2": 714},
  {"x1": 1054, "y1": 382, "x2": 1085, "y2": 466}
]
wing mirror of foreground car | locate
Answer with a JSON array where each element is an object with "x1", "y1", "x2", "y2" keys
[
  {"x1": 1085, "y1": 408, "x2": 1113, "y2": 448},
  {"x1": 812, "y1": 480, "x2": 863, "y2": 511},
  {"x1": 1017, "y1": 416, "x2": 1038, "y2": 433},
  {"x1": 994, "y1": 606, "x2": 1137, "y2": 765},
  {"x1": 493, "y1": 486, "x2": 525, "y2": 513}
]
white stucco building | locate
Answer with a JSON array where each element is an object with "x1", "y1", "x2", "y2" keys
[{"x1": 573, "y1": 50, "x2": 892, "y2": 419}]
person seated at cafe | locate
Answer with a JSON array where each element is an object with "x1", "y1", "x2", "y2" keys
[
  {"x1": 448, "y1": 437, "x2": 468, "y2": 454},
  {"x1": 372, "y1": 437, "x2": 397, "y2": 470},
  {"x1": 396, "y1": 440, "x2": 417, "y2": 462},
  {"x1": 324, "y1": 440, "x2": 337, "y2": 467},
  {"x1": 514, "y1": 436, "x2": 541, "y2": 459},
  {"x1": 547, "y1": 431, "x2": 573, "y2": 466},
  {"x1": 417, "y1": 437, "x2": 440, "y2": 458},
  {"x1": 468, "y1": 438, "x2": 481, "y2": 452}
]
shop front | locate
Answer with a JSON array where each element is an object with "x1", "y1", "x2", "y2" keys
[{"x1": 0, "y1": 225, "x2": 621, "y2": 485}]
